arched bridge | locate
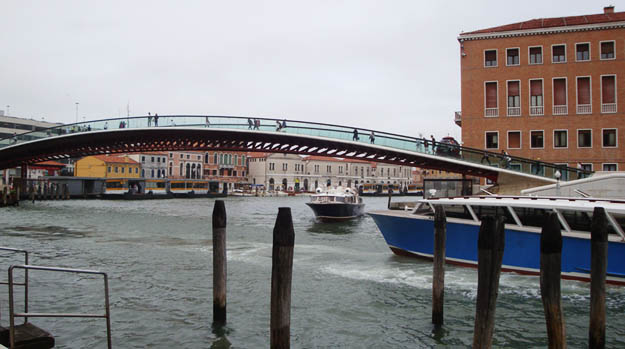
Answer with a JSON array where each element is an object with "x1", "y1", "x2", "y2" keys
[{"x1": 0, "y1": 115, "x2": 590, "y2": 187}]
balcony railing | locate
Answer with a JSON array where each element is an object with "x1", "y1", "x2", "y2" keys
[
  {"x1": 484, "y1": 108, "x2": 498, "y2": 117},
  {"x1": 454, "y1": 111, "x2": 461, "y2": 126},
  {"x1": 530, "y1": 105, "x2": 543, "y2": 116},
  {"x1": 577, "y1": 104, "x2": 592, "y2": 114},
  {"x1": 602, "y1": 103, "x2": 617, "y2": 113},
  {"x1": 553, "y1": 105, "x2": 568, "y2": 115},
  {"x1": 507, "y1": 107, "x2": 521, "y2": 116}
]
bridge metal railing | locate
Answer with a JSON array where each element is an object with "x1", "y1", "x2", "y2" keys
[{"x1": 0, "y1": 115, "x2": 592, "y2": 181}]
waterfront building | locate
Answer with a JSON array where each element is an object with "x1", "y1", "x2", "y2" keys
[
  {"x1": 202, "y1": 151, "x2": 248, "y2": 190},
  {"x1": 75, "y1": 155, "x2": 140, "y2": 178},
  {"x1": 457, "y1": 6, "x2": 625, "y2": 174},
  {"x1": 167, "y1": 151, "x2": 204, "y2": 179},
  {"x1": 247, "y1": 153, "x2": 413, "y2": 192},
  {"x1": 127, "y1": 152, "x2": 168, "y2": 178},
  {"x1": 0, "y1": 114, "x2": 62, "y2": 140},
  {"x1": 27, "y1": 161, "x2": 66, "y2": 179}
]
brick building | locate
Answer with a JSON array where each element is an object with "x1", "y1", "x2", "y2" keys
[{"x1": 457, "y1": 6, "x2": 625, "y2": 176}]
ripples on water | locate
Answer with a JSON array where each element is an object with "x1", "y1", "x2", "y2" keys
[{"x1": 1, "y1": 196, "x2": 625, "y2": 348}]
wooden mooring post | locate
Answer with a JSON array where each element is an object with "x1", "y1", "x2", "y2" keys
[
  {"x1": 432, "y1": 205, "x2": 446, "y2": 326},
  {"x1": 212, "y1": 200, "x2": 227, "y2": 327},
  {"x1": 271, "y1": 207, "x2": 295, "y2": 349},
  {"x1": 473, "y1": 215, "x2": 505, "y2": 349},
  {"x1": 590, "y1": 207, "x2": 608, "y2": 349},
  {"x1": 540, "y1": 212, "x2": 566, "y2": 349}
]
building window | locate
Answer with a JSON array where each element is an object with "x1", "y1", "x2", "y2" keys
[
  {"x1": 529, "y1": 79, "x2": 544, "y2": 116},
  {"x1": 507, "y1": 131, "x2": 521, "y2": 149},
  {"x1": 552, "y1": 44, "x2": 566, "y2": 63},
  {"x1": 576, "y1": 77, "x2": 591, "y2": 114},
  {"x1": 506, "y1": 48, "x2": 519, "y2": 66},
  {"x1": 282, "y1": 163, "x2": 287, "y2": 171},
  {"x1": 577, "y1": 129, "x2": 592, "y2": 148},
  {"x1": 600, "y1": 41, "x2": 615, "y2": 60},
  {"x1": 107, "y1": 166, "x2": 111, "y2": 173},
  {"x1": 575, "y1": 43, "x2": 590, "y2": 61},
  {"x1": 603, "y1": 163, "x2": 617, "y2": 172},
  {"x1": 327, "y1": 165, "x2": 332, "y2": 173},
  {"x1": 552, "y1": 78, "x2": 567, "y2": 115},
  {"x1": 180, "y1": 154, "x2": 183, "y2": 159},
  {"x1": 507, "y1": 80, "x2": 520, "y2": 116},
  {"x1": 135, "y1": 167, "x2": 139, "y2": 174},
  {"x1": 554, "y1": 130, "x2": 568, "y2": 148},
  {"x1": 269, "y1": 162, "x2": 275, "y2": 171},
  {"x1": 529, "y1": 46, "x2": 542, "y2": 64},
  {"x1": 484, "y1": 82, "x2": 498, "y2": 117},
  {"x1": 601, "y1": 75, "x2": 617, "y2": 113},
  {"x1": 151, "y1": 156, "x2": 154, "y2": 163},
  {"x1": 121, "y1": 167, "x2": 125, "y2": 174},
  {"x1": 603, "y1": 129, "x2": 617, "y2": 148},
  {"x1": 141, "y1": 156, "x2": 145, "y2": 163},
  {"x1": 315, "y1": 165, "x2": 319, "y2": 173},
  {"x1": 186, "y1": 155, "x2": 190, "y2": 159},
  {"x1": 484, "y1": 49, "x2": 497, "y2": 67},
  {"x1": 580, "y1": 163, "x2": 593, "y2": 172},
  {"x1": 114, "y1": 166, "x2": 118, "y2": 173},
  {"x1": 169, "y1": 153, "x2": 173, "y2": 158},
  {"x1": 530, "y1": 130, "x2": 544, "y2": 149},
  {"x1": 485, "y1": 131, "x2": 498, "y2": 149}
]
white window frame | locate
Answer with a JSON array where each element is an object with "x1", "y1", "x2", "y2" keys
[
  {"x1": 506, "y1": 79, "x2": 521, "y2": 116},
  {"x1": 507, "y1": 130, "x2": 522, "y2": 149},
  {"x1": 483, "y1": 49, "x2": 498, "y2": 68},
  {"x1": 575, "y1": 42, "x2": 591, "y2": 62},
  {"x1": 552, "y1": 77, "x2": 568, "y2": 115},
  {"x1": 602, "y1": 163, "x2": 618, "y2": 171},
  {"x1": 529, "y1": 129, "x2": 544, "y2": 149},
  {"x1": 529, "y1": 78, "x2": 544, "y2": 116},
  {"x1": 600, "y1": 40, "x2": 616, "y2": 61},
  {"x1": 600, "y1": 74, "x2": 618, "y2": 114},
  {"x1": 576, "y1": 128, "x2": 592, "y2": 149},
  {"x1": 553, "y1": 129, "x2": 569, "y2": 149},
  {"x1": 575, "y1": 76, "x2": 592, "y2": 114},
  {"x1": 601, "y1": 128, "x2": 618, "y2": 148},
  {"x1": 485, "y1": 131, "x2": 499, "y2": 150},
  {"x1": 484, "y1": 80, "x2": 499, "y2": 117},
  {"x1": 528, "y1": 45, "x2": 543, "y2": 65},
  {"x1": 506, "y1": 47, "x2": 520, "y2": 66},
  {"x1": 551, "y1": 43, "x2": 567, "y2": 63}
]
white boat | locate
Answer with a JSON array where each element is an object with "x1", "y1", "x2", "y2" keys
[{"x1": 306, "y1": 187, "x2": 365, "y2": 222}]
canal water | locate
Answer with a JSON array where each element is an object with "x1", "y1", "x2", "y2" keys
[{"x1": 1, "y1": 196, "x2": 625, "y2": 348}]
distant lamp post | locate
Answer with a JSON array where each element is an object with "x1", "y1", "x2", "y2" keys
[
  {"x1": 554, "y1": 170, "x2": 562, "y2": 196},
  {"x1": 75, "y1": 102, "x2": 79, "y2": 123}
]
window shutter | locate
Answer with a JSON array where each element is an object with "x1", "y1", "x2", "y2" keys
[
  {"x1": 554, "y1": 79, "x2": 567, "y2": 106},
  {"x1": 530, "y1": 80, "x2": 542, "y2": 96},
  {"x1": 486, "y1": 82, "x2": 497, "y2": 108},
  {"x1": 602, "y1": 76, "x2": 615, "y2": 103},
  {"x1": 577, "y1": 78, "x2": 590, "y2": 104}
]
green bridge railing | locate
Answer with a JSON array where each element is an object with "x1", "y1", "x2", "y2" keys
[{"x1": 0, "y1": 115, "x2": 592, "y2": 181}]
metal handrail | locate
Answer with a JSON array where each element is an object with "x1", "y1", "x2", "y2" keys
[
  {"x1": 8, "y1": 264, "x2": 112, "y2": 349},
  {"x1": 0, "y1": 114, "x2": 594, "y2": 181},
  {"x1": 0, "y1": 248, "x2": 29, "y2": 325}
]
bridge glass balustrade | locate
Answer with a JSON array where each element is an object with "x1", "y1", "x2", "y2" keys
[{"x1": 0, "y1": 115, "x2": 591, "y2": 181}]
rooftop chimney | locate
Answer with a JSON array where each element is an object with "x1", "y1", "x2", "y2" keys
[{"x1": 604, "y1": 5, "x2": 615, "y2": 14}]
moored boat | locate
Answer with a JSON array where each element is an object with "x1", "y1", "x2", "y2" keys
[
  {"x1": 369, "y1": 195, "x2": 625, "y2": 285},
  {"x1": 306, "y1": 187, "x2": 365, "y2": 222}
]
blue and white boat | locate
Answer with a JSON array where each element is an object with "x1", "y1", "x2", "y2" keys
[{"x1": 369, "y1": 196, "x2": 625, "y2": 285}]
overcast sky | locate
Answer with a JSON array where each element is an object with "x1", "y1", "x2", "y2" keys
[{"x1": 1, "y1": 0, "x2": 609, "y2": 141}]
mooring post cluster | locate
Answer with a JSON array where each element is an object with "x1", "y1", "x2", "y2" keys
[
  {"x1": 431, "y1": 207, "x2": 609, "y2": 348},
  {"x1": 210, "y1": 200, "x2": 295, "y2": 348}
]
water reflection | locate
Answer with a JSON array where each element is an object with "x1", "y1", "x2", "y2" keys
[{"x1": 306, "y1": 218, "x2": 364, "y2": 235}]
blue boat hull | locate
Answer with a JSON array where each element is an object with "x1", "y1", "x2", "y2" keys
[{"x1": 368, "y1": 211, "x2": 625, "y2": 285}]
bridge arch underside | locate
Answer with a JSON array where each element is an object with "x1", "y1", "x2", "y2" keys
[{"x1": 0, "y1": 128, "x2": 501, "y2": 181}]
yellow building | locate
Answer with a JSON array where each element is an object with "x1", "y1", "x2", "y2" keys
[{"x1": 75, "y1": 155, "x2": 140, "y2": 178}]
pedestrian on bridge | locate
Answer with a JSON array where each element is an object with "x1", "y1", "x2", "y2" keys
[
  {"x1": 248, "y1": 118, "x2": 253, "y2": 129},
  {"x1": 148, "y1": 112, "x2": 152, "y2": 127},
  {"x1": 205, "y1": 116, "x2": 210, "y2": 128},
  {"x1": 276, "y1": 120, "x2": 282, "y2": 132},
  {"x1": 254, "y1": 119, "x2": 260, "y2": 130},
  {"x1": 154, "y1": 113, "x2": 159, "y2": 126},
  {"x1": 501, "y1": 150, "x2": 511, "y2": 168},
  {"x1": 480, "y1": 151, "x2": 491, "y2": 166},
  {"x1": 369, "y1": 131, "x2": 375, "y2": 144},
  {"x1": 353, "y1": 129, "x2": 359, "y2": 141},
  {"x1": 430, "y1": 135, "x2": 436, "y2": 153}
]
